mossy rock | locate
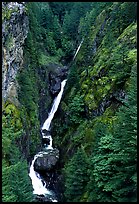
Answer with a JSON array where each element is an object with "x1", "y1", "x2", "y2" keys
[
  {"x1": 84, "y1": 93, "x2": 97, "y2": 111},
  {"x1": 2, "y1": 6, "x2": 18, "y2": 21}
]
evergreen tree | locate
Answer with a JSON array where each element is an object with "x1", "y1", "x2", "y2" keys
[
  {"x1": 2, "y1": 161, "x2": 33, "y2": 202},
  {"x1": 52, "y1": 15, "x2": 62, "y2": 48},
  {"x1": 64, "y1": 147, "x2": 90, "y2": 202}
]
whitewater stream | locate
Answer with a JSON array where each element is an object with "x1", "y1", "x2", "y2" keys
[{"x1": 29, "y1": 79, "x2": 67, "y2": 202}]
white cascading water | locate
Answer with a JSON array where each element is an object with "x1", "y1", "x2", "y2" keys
[
  {"x1": 29, "y1": 152, "x2": 52, "y2": 196},
  {"x1": 73, "y1": 38, "x2": 84, "y2": 61},
  {"x1": 29, "y1": 79, "x2": 67, "y2": 202},
  {"x1": 42, "y1": 79, "x2": 67, "y2": 131}
]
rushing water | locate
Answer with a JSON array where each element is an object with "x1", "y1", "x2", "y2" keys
[
  {"x1": 29, "y1": 152, "x2": 52, "y2": 196},
  {"x1": 73, "y1": 38, "x2": 84, "y2": 61},
  {"x1": 29, "y1": 79, "x2": 67, "y2": 202},
  {"x1": 42, "y1": 79, "x2": 67, "y2": 131}
]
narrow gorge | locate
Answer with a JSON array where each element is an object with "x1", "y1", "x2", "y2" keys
[
  {"x1": 2, "y1": 2, "x2": 137, "y2": 202},
  {"x1": 29, "y1": 79, "x2": 67, "y2": 202}
]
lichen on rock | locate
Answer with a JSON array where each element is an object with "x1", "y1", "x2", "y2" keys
[{"x1": 2, "y1": 2, "x2": 29, "y2": 105}]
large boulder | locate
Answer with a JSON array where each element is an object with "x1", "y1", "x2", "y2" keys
[
  {"x1": 34, "y1": 149, "x2": 59, "y2": 172},
  {"x1": 35, "y1": 194, "x2": 58, "y2": 202}
]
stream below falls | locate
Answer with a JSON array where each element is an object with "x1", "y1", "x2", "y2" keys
[{"x1": 29, "y1": 79, "x2": 67, "y2": 202}]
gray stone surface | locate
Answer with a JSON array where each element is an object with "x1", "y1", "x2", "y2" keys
[
  {"x1": 34, "y1": 148, "x2": 59, "y2": 171},
  {"x1": 2, "y1": 2, "x2": 29, "y2": 104}
]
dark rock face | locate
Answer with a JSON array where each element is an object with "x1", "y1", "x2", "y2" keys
[
  {"x1": 92, "y1": 89, "x2": 127, "y2": 117},
  {"x1": 48, "y1": 63, "x2": 68, "y2": 96},
  {"x1": 49, "y1": 75, "x2": 61, "y2": 95},
  {"x1": 35, "y1": 168, "x2": 64, "y2": 202},
  {"x1": 37, "y1": 65, "x2": 52, "y2": 126},
  {"x1": 34, "y1": 149, "x2": 59, "y2": 172}
]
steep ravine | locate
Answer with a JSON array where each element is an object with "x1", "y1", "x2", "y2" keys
[
  {"x1": 28, "y1": 41, "x2": 82, "y2": 201},
  {"x1": 29, "y1": 79, "x2": 67, "y2": 202},
  {"x1": 2, "y1": 2, "x2": 136, "y2": 202}
]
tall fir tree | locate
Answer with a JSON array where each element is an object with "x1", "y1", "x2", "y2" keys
[{"x1": 64, "y1": 147, "x2": 90, "y2": 202}]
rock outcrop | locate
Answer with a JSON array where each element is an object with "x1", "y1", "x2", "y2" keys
[
  {"x1": 48, "y1": 63, "x2": 68, "y2": 96},
  {"x1": 2, "y1": 2, "x2": 29, "y2": 105},
  {"x1": 34, "y1": 149, "x2": 59, "y2": 172}
]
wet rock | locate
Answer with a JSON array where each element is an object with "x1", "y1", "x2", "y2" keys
[
  {"x1": 49, "y1": 75, "x2": 61, "y2": 95},
  {"x1": 92, "y1": 89, "x2": 127, "y2": 117},
  {"x1": 34, "y1": 149, "x2": 59, "y2": 172},
  {"x1": 35, "y1": 194, "x2": 58, "y2": 202},
  {"x1": 42, "y1": 129, "x2": 51, "y2": 135},
  {"x1": 42, "y1": 137, "x2": 51, "y2": 146},
  {"x1": 48, "y1": 63, "x2": 68, "y2": 96}
]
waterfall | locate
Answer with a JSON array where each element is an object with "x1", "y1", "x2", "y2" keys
[
  {"x1": 42, "y1": 135, "x2": 53, "y2": 149},
  {"x1": 73, "y1": 38, "x2": 84, "y2": 61},
  {"x1": 42, "y1": 79, "x2": 67, "y2": 131},
  {"x1": 29, "y1": 79, "x2": 67, "y2": 202},
  {"x1": 29, "y1": 152, "x2": 52, "y2": 196}
]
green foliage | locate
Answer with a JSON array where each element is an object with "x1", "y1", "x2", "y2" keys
[
  {"x1": 2, "y1": 102, "x2": 24, "y2": 161},
  {"x1": 17, "y1": 68, "x2": 40, "y2": 153},
  {"x1": 61, "y1": 36, "x2": 74, "y2": 60},
  {"x1": 78, "y1": 2, "x2": 112, "y2": 38},
  {"x1": 87, "y1": 66, "x2": 137, "y2": 202},
  {"x1": 45, "y1": 32, "x2": 57, "y2": 55},
  {"x1": 64, "y1": 147, "x2": 90, "y2": 202},
  {"x1": 49, "y1": 2, "x2": 74, "y2": 23},
  {"x1": 67, "y1": 93, "x2": 84, "y2": 125},
  {"x1": 66, "y1": 65, "x2": 80, "y2": 92},
  {"x1": 52, "y1": 15, "x2": 62, "y2": 48},
  {"x1": 2, "y1": 161, "x2": 33, "y2": 202},
  {"x1": 40, "y1": 3, "x2": 54, "y2": 30},
  {"x1": 62, "y1": 3, "x2": 92, "y2": 40},
  {"x1": 2, "y1": 101, "x2": 33, "y2": 202},
  {"x1": 50, "y1": 2, "x2": 137, "y2": 202},
  {"x1": 3, "y1": 2, "x2": 137, "y2": 203}
]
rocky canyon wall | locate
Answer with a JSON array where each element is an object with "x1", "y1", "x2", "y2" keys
[{"x1": 2, "y1": 2, "x2": 29, "y2": 105}]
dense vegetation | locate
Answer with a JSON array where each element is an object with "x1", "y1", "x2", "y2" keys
[
  {"x1": 52, "y1": 2, "x2": 137, "y2": 202},
  {"x1": 2, "y1": 2, "x2": 137, "y2": 202}
]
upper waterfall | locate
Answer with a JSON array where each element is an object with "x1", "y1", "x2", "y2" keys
[
  {"x1": 73, "y1": 38, "x2": 84, "y2": 61},
  {"x1": 42, "y1": 79, "x2": 67, "y2": 131}
]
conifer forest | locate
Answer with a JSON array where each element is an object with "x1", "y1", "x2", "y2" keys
[{"x1": 2, "y1": 2, "x2": 137, "y2": 202}]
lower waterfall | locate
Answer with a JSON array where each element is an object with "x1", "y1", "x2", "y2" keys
[{"x1": 29, "y1": 79, "x2": 67, "y2": 202}]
